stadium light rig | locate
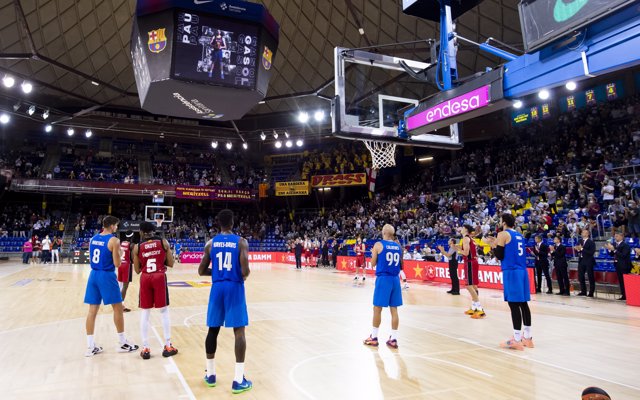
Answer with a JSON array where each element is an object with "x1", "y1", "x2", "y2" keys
[
  {"x1": 211, "y1": 141, "x2": 219, "y2": 149},
  {"x1": 66, "y1": 128, "x2": 74, "y2": 136},
  {"x1": 21, "y1": 81, "x2": 33, "y2": 94},
  {"x1": 2, "y1": 75, "x2": 15, "y2": 88},
  {"x1": 538, "y1": 89, "x2": 550, "y2": 100},
  {"x1": 85, "y1": 129, "x2": 92, "y2": 138},
  {"x1": 0, "y1": 113, "x2": 10, "y2": 124},
  {"x1": 314, "y1": 110, "x2": 325, "y2": 122},
  {"x1": 27, "y1": 105, "x2": 36, "y2": 116},
  {"x1": 418, "y1": 156, "x2": 434, "y2": 162},
  {"x1": 226, "y1": 142, "x2": 232, "y2": 150},
  {"x1": 260, "y1": 132, "x2": 266, "y2": 141},
  {"x1": 42, "y1": 109, "x2": 49, "y2": 120},
  {"x1": 274, "y1": 140, "x2": 282, "y2": 148},
  {"x1": 513, "y1": 100, "x2": 523, "y2": 109},
  {"x1": 296, "y1": 139, "x2": 303, "y2": 147},
  {"x1": 285, "y1": 140, "x2": 293, "y2": 148},
  {"x1": 242, "y1": 142, "x2": 248, "y2": 150},
  {"x1": 273, "y1": 130, "x2": 279, "y2": 139},
  {"x1": 297, "y1": 111, "x2": 309, "y2": 123},
  {"x1": 565, "y1": 81, "x2": 577, "y2": 91},
  {"x1": 44, "y1": 124, "x2": 52, "y2": 133}
]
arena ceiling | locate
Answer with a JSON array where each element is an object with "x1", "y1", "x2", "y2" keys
[{"x1": 0, "y1": 0, "x2": 522, "y2": 140}]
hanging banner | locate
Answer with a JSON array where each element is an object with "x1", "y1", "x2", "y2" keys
[
  {"x1": 175, "y1": 186, "x2": 254, "y2": 201},
  {"x1": 606, "y1": 83, "x2": 618, "y2": 100},
  {"x1": 566, "y1": 95, "x2": 576, "y2": 110},
  {"x1": 275, "y1": 181, "x2": 309, "y2": 196},
  {"x1": 259, "y1": 183, "x2": 269, "y2": 198},
  {"x1": 586, "y1": 89, "x2": 596, "y2": 105},
  {"x1": 541, "y1": 103, "x2": 551, "y2": 118},
  {"x1": 311, "y1": 173, "x2": 367, "y2": 188}
]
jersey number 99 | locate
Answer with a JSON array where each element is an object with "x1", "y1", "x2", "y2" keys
[{"x1": 386, "y1": 252, "x2": 400, "y2": 267}]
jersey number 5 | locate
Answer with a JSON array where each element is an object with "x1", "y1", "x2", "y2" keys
[
  {"x1": 147, "y1": 259, "x2": 157, "y2": 273},
  {"x1": 518, "y1": 242, "x2": 524, "y2": 256},
  {"x1": 216, "y1": 252, "x2": 233, "y2": 271}
]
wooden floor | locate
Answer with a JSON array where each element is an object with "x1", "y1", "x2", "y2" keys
[{"x1": 1, "y1": 260, "x2": 640, "y2": 400}]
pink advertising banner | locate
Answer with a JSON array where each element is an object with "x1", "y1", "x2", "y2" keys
[{"x1": 406, "y1": 85, "x2": 491, "y2": 131}]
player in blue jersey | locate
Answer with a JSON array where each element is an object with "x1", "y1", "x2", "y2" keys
[
  {"x1": 485, "y1": 213, "x2": 534, "y2": 351},
  {"x1": 363, "y1": 224, "x2": 403, "y2": 349},
  {"x1": 83, "y1": 216, "x2": 139, "y2": 357},
  {"x1": 198, "y1": 209, "x2": 252, "y2": 394}
]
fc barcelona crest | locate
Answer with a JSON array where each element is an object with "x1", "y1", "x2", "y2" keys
[
  {"x1": 262, "y1": 46, "x2": 273, "y2": 70},
  {"x1": 148, "y1": 28, "x2": 167, "y2": 53}
]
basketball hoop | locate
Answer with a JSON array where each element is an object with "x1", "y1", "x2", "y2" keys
[
  {"x1": 362, "y1": 139, "x2": 397, "y2": 170},
  {"x1": 154, "y1": 217, "x2": 164, "y2": 228}
]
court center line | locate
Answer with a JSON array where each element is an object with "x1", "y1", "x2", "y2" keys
[
  {"x1": 151, "y1": 326, "x2": 196, "y2": 400},
  {"x1": 403, "y1": 322, "x2": 640, "y2": 392}
]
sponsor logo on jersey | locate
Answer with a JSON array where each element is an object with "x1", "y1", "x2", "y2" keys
[{"x1": 262, "y1": 46, "x2": 273, "y2": 70}]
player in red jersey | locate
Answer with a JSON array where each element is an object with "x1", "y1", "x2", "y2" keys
[
  {"x1": 117, "y1": 234, "x2": 133, "y2": 312},
  {"x1": 354, "y1": 237, "x2": 366, "y2": 282},
  {"x1": 459, "y1": 225, "x2": 485, "y2": 319},
  {"x1": 133, "y1": 222, "x2": 178, "y2": 360},
  {"x1": 304, "y1": 237, "x2": 312, "y2": 267}
]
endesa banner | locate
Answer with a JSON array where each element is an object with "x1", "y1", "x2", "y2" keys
[
  {"x1": 180, "y1": 251, "x2": 296, "y2": 264},
  {"x1": 310, "y1": 173, "x2": 367, "y2": 188},
  {"x1": 336, "y1": 256, "x2": 535, "y2": 293},
  {"x1": 175, "y1": 186, "x2": 254, "y2": 202}
]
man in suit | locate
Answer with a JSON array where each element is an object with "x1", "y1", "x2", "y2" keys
[
  {"x1": 294, "y1": 238, "x2": 303, "y2": 269},
  {"x1": 532, "y1": 235, "x2": 553, "y2": 294},
  {"x1": 606, "y1": 232, "x2": 632, "y2": 300},
  {"x1": 550, "y1": 236, "x2": 570, "y2": 295},
  {"x1": 575, "y1": 229, "x2": 596, "y2": 297}
]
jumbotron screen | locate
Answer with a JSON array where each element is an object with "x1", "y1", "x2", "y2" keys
[
  {"x1": 519, "y1": 0, "x2": 635, "y2": 52},
  {"x1": 173, "y1": 10, "x2": 259, "y2": 90}
]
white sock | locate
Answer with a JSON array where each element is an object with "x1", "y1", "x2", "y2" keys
[
  {"x1": 475, "y1": 302, "x2": 483, "y2": 311},
  {"x1": 87, "y1": 335, "x2": 95, "y2": 348},
  {"x1": 513, "y1": 330, "x2": 522, "y2": 342},
  {"x1": 523, "y1": 326, "x2": 532, "y2": 339},
  {"x1": 118, "y1": 332, "x2": 126, "y2": 345},
  {"x1": 390, "y1": 330, "x2": 398, "y2": 341},
  {"x1": 160, "y1": 307, "x2": 171, "y2": 346},
  {"x1": 371, "y1": 327, "x2": 379, "y2": 338},
  {"x1": 206, "y1": 359, "x2": 216, "y2": 377},
  {"x1": 118, "y1": 282, "x2": 123, "y2": 291},
  {"x1": 234, "y1": 363, "x2": 245, "y2": 384},
  {"x1": 141, "y1": 308, "x2": 151, "y2": 347},
  {"x1": 471, "y1": 302, "x2": 477, "y2": 311}
]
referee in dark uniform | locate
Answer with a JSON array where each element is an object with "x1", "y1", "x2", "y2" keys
[{"x1": 438, "y1": 239, "x2": 459, "y2": 295}]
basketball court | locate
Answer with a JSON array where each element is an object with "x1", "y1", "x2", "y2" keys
[{"x1": 1, "y1": 260, "x2": 639, "y2": 399}]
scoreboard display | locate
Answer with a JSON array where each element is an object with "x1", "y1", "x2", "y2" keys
[
  {"x1": 131, "y1": 0, "x2": 279, "y2": 121},
  {"x1": 173, "y1": 11, "x2": 259, "y2": 89}
]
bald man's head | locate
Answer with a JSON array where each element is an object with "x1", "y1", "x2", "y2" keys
[{"x1": 382, "y1": 224, "x2": 395, "y2": 240}]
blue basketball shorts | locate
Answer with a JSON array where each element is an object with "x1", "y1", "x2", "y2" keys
[
  {"x1": 503, "y1": 268, "x2": 531, "y2": 302},
  {"x1": 207, "y1": 281, "x2": 249, "y2": 328},
  {"x1": 373, "y1": 275, "x2": 403, "y2": 308},
  {"x1": 84, "y1": 269, "x2": 123, "y2": 305}
]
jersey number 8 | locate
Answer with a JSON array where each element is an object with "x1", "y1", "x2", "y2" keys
[
  {"x1": 92, "y1": 249, "x2": 100, "y2": 264},
  {"x1": 386, "y1": 252, "x2": 400, "y2": 267}
]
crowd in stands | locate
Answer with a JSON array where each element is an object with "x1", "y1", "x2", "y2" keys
[
  {"x1": 301, "y1": 143, "x2": 371, "y2": 180},
  {"x1": 0, "y1": 144, "x2": 46, "y2": 179}
]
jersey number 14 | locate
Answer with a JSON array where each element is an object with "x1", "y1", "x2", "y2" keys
[{"x1": 216, "y1": 252, "x2": 233, "y2": 271}]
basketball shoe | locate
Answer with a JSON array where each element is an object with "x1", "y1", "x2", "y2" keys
[
  {"x1": 363, "y1": 335, "x2": 379, "y2": 346},
  {"x1": 471, "y1": 310, "x2": 486, "y2": 319},
  {"x1": 140, "y1": 347, "x2": 151, "y2": 360},
  {"x1": 85, "y1": 345, "x2": 103, "y2": 357},
  {"x1": 386, "y1": 337, "x2": 398, "y2": 349},
  {"x1": 118, "y1": 342, "x2": 139, "y2": 353},
  {"x1": 500, "y1": 338, "x2": 524, "y2": 351},
  {"x1": 163, "y1": 344, "x2": 178, "y2": 357},
  {"x1": 232, "y1": 376, "x2": 253, "y2": 394},
  {"x1": 204, "y1": 372, "x2": 217, "y2": 387},
  {"x1": 522, "y1": 338, "x2": 535, "y2": 348}
]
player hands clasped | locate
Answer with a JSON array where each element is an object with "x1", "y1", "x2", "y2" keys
[
  {"x1": 364, "y1": 224, "x2": 403, "y2": 349},
  {"x1": 198, "y1": 209, "x2": 252, "y2": 394},
  {"x1": 459, "y1": 225, "x2": 486, "y2": 319},
  {"x1": 484, "y1": 213, "x2": 534, "y2": 351},
  {"x1": 83, "y1": 216, "x2": 139, "y2": 357},
  {"x1": 133, "y1": 222, "x2": 177, "y2": 360},
  {"x1": 354, "y1": 237, "x2": 366, "y2": 282},
  {"x1": 117, "y1": 232, "x2": 134, "y2": 313}
]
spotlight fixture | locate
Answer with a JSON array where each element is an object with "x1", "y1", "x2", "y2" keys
[
  {"x1": 42, "y1": 109, "x2": 49, "y2": 120},
  {"x1": 273, "y1": 130, "x2": 279, "y2": 139},
  {"x1": 285, "y1": 140, "x2": 293, "y2": 148},
  {"x1": 314, "y1": 110, "x2": 325, "y2": 122},
  {"x1": 260, "y1": 132, "x2": 266, "y2": 141},
  {"x1": 274, "y1": 140, "x2": 282, "y2": 148},
  {"x1": 296, "y1": 139, "x2": 303, "y2": 147},
  {"x1": 284, "y1": 131, "x2": 290, "y2": 139},
  {"x1": 13, "y1": 102, "x2": 21, "y2": 112},
  {"x1": 226, "y1": 142, "x2": 232, "y2": 150},
  {"x1": 298, "y1": 111, "x2": 309, "y2": 123},
  {"x1": 242, "y1": 142, "x2": 248, "y2": 150},
  {"x1": 0, "y1": 113, "x2": 10, "y2": 124},
  {"x1": 418, "y1": 156, "x2": 434, "y2": 162},
  {"x1": 85, "y1": 129, "x2": 93, "y2": 138},
  {"x1": 513, "y1": 100, "x2": 523, "y2": 109},
  {"x1": 91, "y1": 81, "x2": 100, "y2": 86},
  {"x1": 21, "y1": 81, "x2": 33, "y2": 94},
  {"x1": 45, "y1": 124, "x2": 52, "y2": 133},
  {"x1": 2, "y1": 75, "x2": 15, "y2": 88},
  {"x1": 66, "y1": 128, "x2": 74, "y2": 136},
  {"x1": 27, "y1": 105, "x2": 36, "y2": 116},
  {"x1": 565, "y1": 81, "x2": 577, "y2": 91},
  {"x1": 211, "y1": 141, "x2": 219, "y2": 149},
  {"x1": 538, "y1": 89, "x2": 550, "y2": 100},
  {"x1": 258, "y1": 100, "x2": 266, "y2": 104}
]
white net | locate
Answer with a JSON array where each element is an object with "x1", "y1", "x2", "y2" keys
[{"x1": 362, "y1": 140, "x2": 397, "y2": 170}]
